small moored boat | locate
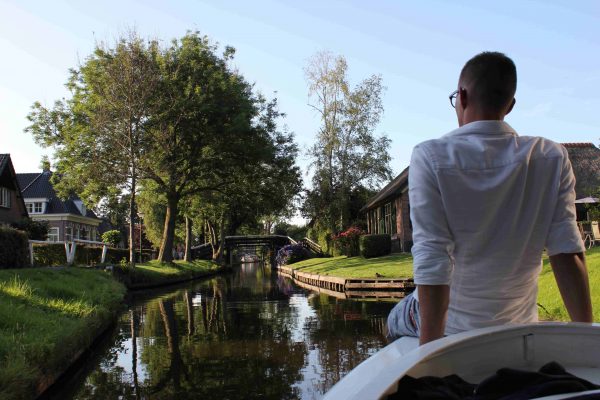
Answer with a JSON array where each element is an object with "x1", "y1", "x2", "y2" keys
[{"x1": 324, "y1": 323, "x2": 600, "y2": 400}]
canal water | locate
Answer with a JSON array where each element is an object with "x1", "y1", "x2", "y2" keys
[{"x1": 58, "y1": 262, "x2": 396, "y2": 399}]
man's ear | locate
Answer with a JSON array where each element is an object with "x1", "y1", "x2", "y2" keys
[
  {"x1": 459, "y1": 87, "x2": 468, "y2": 110},
  {"x1": 506, "y1": 98, "x2": 516, "y2": 115}
]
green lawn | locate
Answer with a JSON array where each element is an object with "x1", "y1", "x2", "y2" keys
[
  {"x1": 122, "y1": 259, "x2": 225, "y2": 289},
  {"x1": 0, "y1": 267, "x2": 126, "y2": 400},
  {"x1": 290, "y1": 253, "x2": 414, "y2": 278},
  {"x1": 290, "y1": 247, "x2": 600, "y2": 322},
  {"x1": 537, "y1": 246, "x2": 600, "y2": 322}
]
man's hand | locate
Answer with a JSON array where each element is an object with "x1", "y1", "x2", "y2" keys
[
  {"x1": 418, "y1": 285, "x2": 450, "y2": 345},
  {"x1": 549, "y1": 252, "x2": 593, "y2": 323}
]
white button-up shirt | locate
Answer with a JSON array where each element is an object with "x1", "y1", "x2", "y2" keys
[{"x1": 409, "y1": 120, "x2": 585, "y2": 334}]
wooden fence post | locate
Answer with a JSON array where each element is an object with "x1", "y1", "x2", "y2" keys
[{"x1": 29, "y1": 242, "x2": 34, "y2": 266}]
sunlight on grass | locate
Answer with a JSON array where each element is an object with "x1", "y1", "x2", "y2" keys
[
  {"x1": 0, "y1": 276, "x2": 34, "y2": 299},
  {"x1": 290, "y1": 253, "x2": 414, "y2": 278},
  {"x1": 0, "y1": 268, "x2": 126, "y2": 400}
]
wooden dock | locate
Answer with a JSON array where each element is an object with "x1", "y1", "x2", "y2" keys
[{"x1": 277, "y1": 266, "x2": 414, "y2": 300}]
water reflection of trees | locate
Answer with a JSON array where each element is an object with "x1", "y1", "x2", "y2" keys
[
  {"x1": 71, "y1": 265, "x2": 394, "y2": 400},
  {"x1": 305, "y1": 294, "x2": 391, "y2": 394}
]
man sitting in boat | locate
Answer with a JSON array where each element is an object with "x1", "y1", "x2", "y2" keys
[{"x1": 387, "y1": 51, "x2": 593, "y2": 345}]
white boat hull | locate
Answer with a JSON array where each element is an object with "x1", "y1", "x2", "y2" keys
[{"x1": 324, "y1": 323, "x2": 600, "y2": 400}]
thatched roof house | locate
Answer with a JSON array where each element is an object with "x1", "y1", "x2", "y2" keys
[{"x1": 563, "y1": 143, "x2": 600, "y2": 198}]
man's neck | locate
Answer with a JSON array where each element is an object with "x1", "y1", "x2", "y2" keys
[{"x1": 460, "y1": 111, "x2": 505, "y2": 127}]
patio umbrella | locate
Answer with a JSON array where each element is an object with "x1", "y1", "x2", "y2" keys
[{"x1": 575, "y1": 197, "x2": 599, "y2": 221}]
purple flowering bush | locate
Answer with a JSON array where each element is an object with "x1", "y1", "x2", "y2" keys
[{"x1": 276, "y1": 244, "x2": 312, "y2": 266}]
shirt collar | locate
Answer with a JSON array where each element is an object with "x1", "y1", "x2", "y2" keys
[{"x1": 443, "y1": 120, "x2": 518, "y2": 138}]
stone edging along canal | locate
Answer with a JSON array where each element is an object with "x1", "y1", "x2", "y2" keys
[{"x1": 276, "y1": 265, "x2": 415, "y2": 301}]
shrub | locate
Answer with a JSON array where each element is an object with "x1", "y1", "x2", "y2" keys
[
  {"x1": 276, "y1": 244, "x2": 312, "y2": 266},
  {"x1": 105, "y1": 248, "x2": 130, "y2": 264},
  {"x1": 75, "y1": 246, "x2": 103, "y2": 265},
  {"x1": 32, "y1": 243, "x2": 67, "y2": 266},
  {"x1": 10, "y1": 218, "x2": 49, "y2": 241},
  {"x1": 101, "y1": 230, "x2": 122, "y2": 247},
  {"x1": 360, "y1": 234, "x2": 391, "y2": 258},
  {"x1": 0, "y1": 228, "x2": 29, "y2": 269},
  {"x1": 332, "y1": 226, "x2": 363, "y2": 257}
]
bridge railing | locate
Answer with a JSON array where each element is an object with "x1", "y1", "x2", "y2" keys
[{"x1": 300, "y1": 237, "x2": 323, "y2": 255}]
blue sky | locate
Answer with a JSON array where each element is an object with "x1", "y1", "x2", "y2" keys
[{"x1": 2, "y1": 0, "x2": 599, "y2": 180}]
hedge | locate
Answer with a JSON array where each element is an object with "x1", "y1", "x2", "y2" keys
[
  {"x1": 32, "y1": 243, "x2": 131, "y2": 266},
  {"x1": 32, "y1": 243, "x2": 67, "y2": 266},
  {"x1": 359, "y1": 234, "x2": 392, "y2": 258},
  {"x1": 0, "y1": 228, "x2": 29, "y2": 269}
]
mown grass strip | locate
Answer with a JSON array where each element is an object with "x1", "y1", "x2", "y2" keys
[
  {"x1": 289, "y1": 248, "x2": 600, "y2": 322},
  {"x1": 289, "y1": 253, "x2": 414, "y2": 278},
  {"x1": 0, "y1": 267, "x2": 126, "y2": 400},
  {"x1": 538, "y1": 246, "x2": 600, "y2": 321}
]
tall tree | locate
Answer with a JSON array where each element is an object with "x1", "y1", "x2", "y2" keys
[
  {"x1": 26, "y1": 32, "x2": 159, "y2": 265},
  {"x1": 302, "y1": 51, "x2": 392, "y2": 234}
]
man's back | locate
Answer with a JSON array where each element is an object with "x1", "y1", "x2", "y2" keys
[{"x1": 409, "y1": 120, "x2": 582, "y2": 334}]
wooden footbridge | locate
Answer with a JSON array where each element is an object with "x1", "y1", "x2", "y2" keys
[{"x1": 192, "y1": 235, "x2": 323, "y2": 263}]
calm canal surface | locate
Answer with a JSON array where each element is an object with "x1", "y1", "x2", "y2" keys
[{"x1": 60, "y1": 262, "x2": 395, "y2": 399}]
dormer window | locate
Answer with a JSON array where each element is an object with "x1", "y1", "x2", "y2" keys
[{"x1": 26, "y1": 202, "x2": 44, "y2": 214}]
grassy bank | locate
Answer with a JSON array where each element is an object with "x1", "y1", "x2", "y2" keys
[
  {"x1": 0, "y1": 267, "x2": 126, "y2": 400},
  {"x1": 0, "y1": 259, "x2": 226, "y2": 398},
  {"x1": 537, "y1": 246, "x2": 600, "y2": 322},
  {"x1": 121, "y1": 259, "x2": 225, "y2": 289},
  {"x1": 290, "y1": 253, "x2": 413, "y2": 278},
  {"x1": 289, "y1": 247, "x2": 600, "y2": 321}
]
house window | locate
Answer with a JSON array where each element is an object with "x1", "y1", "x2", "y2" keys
[
  {"x1": 26, "y1": 202, "x2": 43, "y2": 214},
  {"x1": 48, "y1": 227, "x2": 60, "y2": 242},
  {"x1": 0, "y1": 187, "x2": 10, "y2": 208},
  {"x1": 65, "y1": 227, "x2": 73, "y2": 242},
  {"x1": 80, "y1": 227, "x2": 88, "y2": 241},
  {"x1": 384, "y1": 203, "x2": 392, "y2": 234}
]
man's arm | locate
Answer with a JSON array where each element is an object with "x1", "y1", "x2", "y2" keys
[
  {"x1": 408, "y1": 144, "x2": 455, "y2": 345},
  {"x1": 549, "y1": 252, "x2": 592, "y2": 322},
  {"x1": 418, "y1": 284, "x2": 450, "y2": 345}
]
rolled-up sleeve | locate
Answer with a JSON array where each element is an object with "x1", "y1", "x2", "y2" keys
[
  {"x1": 409, "y1": 144, "x2": 455, "y2": 285},
  {"x1": 545, "y1": 148, "x2": 586, "y2": 256}
]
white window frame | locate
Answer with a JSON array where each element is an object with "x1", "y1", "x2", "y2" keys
[
  {"x1": 26, "y1": 202, "x2": 43, "y2": 214},
  {"x1": 48, "y1": 227, "x2": 60, "y2": 242},
  {"x1": 0, "y1": 187, "x2": 10, "y2": 208},
  {"x1": 65, "y1": 227, "x2": 73, "y2": 242}
]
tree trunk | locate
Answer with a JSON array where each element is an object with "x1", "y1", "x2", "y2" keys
[
  {"x1": 213, "y1": 212, "x2": 227, "y2": 263},
  {"x1": 129, "y1": 174, "x2": 137, "y2": 267},
  {"x1": 184, "y1": 216, "x2": 192, "y2": 262},
  {"x1": 158, "y1": 192, "x2": 179, "y2": 263}
]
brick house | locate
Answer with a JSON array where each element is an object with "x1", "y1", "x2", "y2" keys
[
  {"x1": 361, "y1": 166, "x2": 412, "y2": 253},
  {"x1": 16, "y1": 170, "x2": 101, "y2": 242},
  {"x1": 0, "y1": 154, "x2": 28, "y2": 227}
]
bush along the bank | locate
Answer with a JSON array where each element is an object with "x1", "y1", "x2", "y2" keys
[
  {"x1": 276, "y1": 244, "x2": 312, "y2": 266},
  {"x1": 360, "y1": 234, "x2": 392, "y2": 258},
  {"x1": 332, "y1": 226, "x2": 363, "y2": 257},
  {"x1": 32, "y1": 243, "x2": 129, "y2": 266},
  {"x1": 32, "y1": 243, "x2": 67, "y2": 266},
  {"x1": 0, "y1": 228, "x2": 29, "y2": 269}
]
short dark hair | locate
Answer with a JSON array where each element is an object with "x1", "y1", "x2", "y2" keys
[{"x1": 459, "y1": 52, "x2": 517, "y2": 111}]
